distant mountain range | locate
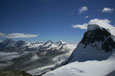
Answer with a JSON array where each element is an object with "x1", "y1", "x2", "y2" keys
[
  {"x1": 0, "y1": 39, "x2": 76, "y2": 75},
  {"x1": 0, "y1": 39, "x2": 72, "y2": 52}
]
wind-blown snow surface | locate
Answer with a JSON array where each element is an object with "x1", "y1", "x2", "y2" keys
[{"x1": 43, "y1": 53, "x2": 115, "y2": 76}]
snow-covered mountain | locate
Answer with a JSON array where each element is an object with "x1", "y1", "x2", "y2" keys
[
  {"x1": 67, "y1": 24, "x2": 115, "y2": 62},
  {"x1": 0, "y1": 39, "x2": 76, "y2": 75},
  {"x1": 0, "y1": 39, "x2": 74, "y2": 52},
  {"x1": 43, "y1": 24, "x2": 115, "y2": 76}
]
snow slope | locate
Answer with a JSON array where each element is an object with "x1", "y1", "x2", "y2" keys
[{"x1": 43, "y1": 53, "x2": 115, "y2": 76}]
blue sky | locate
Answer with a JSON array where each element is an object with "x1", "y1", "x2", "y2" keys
[{"x1": 0, "y1": 0, "x2": 115, "y2": 43}]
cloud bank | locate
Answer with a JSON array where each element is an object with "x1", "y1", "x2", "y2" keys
[
  {"x1": 72, "y1": 18, "x2": 115, "y2": 36},
  {"x1": 78, "y1": 6, "x2": 88, "y2": 14},
  {"x1": 0, "y1": 33, "x2": 38, "y2": 38}
]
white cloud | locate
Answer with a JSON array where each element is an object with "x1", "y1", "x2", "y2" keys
[
  {"x1": 102, "y1": 8, "x2": 114, "y2": 13},
  {"x1": 72, "y1": 23, "x2": 87, "y2": 29},
  {"x1": 72, "y1": 18, "x2": 115, "y2": 36},
  {"x1": 78, "y1": 6, "x2": 88, "y2": 14},
  {"x1": 85, "y1": 16, "x2": 89, "y2": 18},
  {"x1": 0, "y1": 33, "x2": 38, "y2": 38}
]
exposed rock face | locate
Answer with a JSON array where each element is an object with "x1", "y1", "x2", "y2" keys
[{"x1": 81, "y1": 26, "x2": 115, "y2": 52}]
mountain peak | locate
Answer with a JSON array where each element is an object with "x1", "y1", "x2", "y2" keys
[
  {"x1": 81, "y1": 25, "x2": 111, "y2": 46},
  {"x1": 87, "y1": 24, "x2": 102, "y2": 31},
  {"x1": 3, "y1": 38, "x2": 14, "y2": 43},
  {"x1": 46, "y1": 40, "x2": 53, "y2": 43},
  {"x1": 15, "y1": 40, "x2": 26, "y2": 47},
  {"x1": 66, "y1": 25, "x2": 115, "y2": 62},
  {"x1": 2, "y1": 39, "x2": 15, "y2": 46},
  {"x1": 56, "y1": 40, "x2": 66, "y2": 45},
  {"x1": 80, "y1": 25, "x2": 115, "y2": 52},
  {"x1": 44, "y1": 40, "x2": 53, "y2": 45}
]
